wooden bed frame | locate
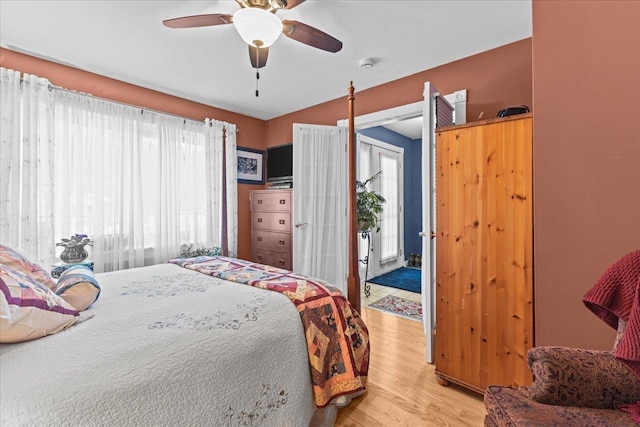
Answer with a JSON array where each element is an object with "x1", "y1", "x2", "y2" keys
[
  {"x1": 346, "y1": 82, "x2": 361, "y2": 313},
  {"x1": 220, "y1": 83, "x2": 361, "y2": 313}
]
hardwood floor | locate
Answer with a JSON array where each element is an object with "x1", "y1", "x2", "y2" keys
[{"x1": 336, "y1": 307, "x2": 486, "y2": 426}]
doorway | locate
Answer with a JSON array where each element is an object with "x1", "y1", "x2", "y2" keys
[
  {"x1": 356, "y1": 129, "x2": 422, "y2": 324},
  {"x1": 338, "y1": 84, "x2": 467, "y2": 363},
  {"x1": 357, "y1": 133, "x2": 405, "y2": 280}
]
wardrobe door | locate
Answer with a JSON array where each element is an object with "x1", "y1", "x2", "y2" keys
[{"x1": 435, "y1": 114, "x2": 533, "y2": 393}]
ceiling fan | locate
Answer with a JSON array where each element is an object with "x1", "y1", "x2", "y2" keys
[{"x1": 163, "y1": 0, "x2": 343, "y2": 71}]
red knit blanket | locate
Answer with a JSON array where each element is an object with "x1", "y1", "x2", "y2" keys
[
  {"x1": 584, "y1": 250, "x2": 640, "y2": 424},
  {"x1": 583, "y1": 249, "x2": 640, "y2": 378},
  {"x1": 619, "y1": 401, "x2": 640, "y2": 425},
  {"x1": 169, "y1": 256, "x2": 369, "y2": 408}
]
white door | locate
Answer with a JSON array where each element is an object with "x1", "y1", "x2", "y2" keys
[
  {"x1": 356, "y1": 134, "x2": 404, "y2": 279},
  {"x1": 421, "y1": 82, "x2": 455, "y2": 363},
  {"x1": 292, "y1": 123, "x2": 349, "y2": 294},
  {"x1": 334, "y1": 84, "x2": 464, "y2": 362}
]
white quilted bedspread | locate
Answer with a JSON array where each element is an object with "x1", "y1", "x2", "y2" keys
[{"x1": 0, "y1": 263, "x2": 317, "y2": 426}]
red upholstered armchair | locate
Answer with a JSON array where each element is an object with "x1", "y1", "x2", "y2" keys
[{"x1": 484, "y1": 250, "x2": 640, "y2": 427}]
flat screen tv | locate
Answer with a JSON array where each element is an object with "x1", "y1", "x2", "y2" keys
[{"x1": 266, "y1": 144, "x2": 293, "y2": 182}]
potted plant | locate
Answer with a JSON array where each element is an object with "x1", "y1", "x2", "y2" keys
[
  {"x1": 56, "y1": 233, "x2": 93, "y2": 263},
  {"x1": 179, "y1": 244, "x2": 222, "y2": 258},
  {"x1": 356, "y1": 171, "x2": 386, "y2": 296},
  {"x1": 356, "y1": 171, "x2": 386, "y2": 233}
]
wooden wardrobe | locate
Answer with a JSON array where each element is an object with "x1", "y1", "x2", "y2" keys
[{"x1": 434, "y1": 113, "x2": 533, "y2": 393}]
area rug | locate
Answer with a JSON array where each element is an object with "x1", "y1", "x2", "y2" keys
[
  {"x1": 368, "y1": 267, "x2": 421, "y2": 293},
  {"x1": 368, "y1": 295, "x2": 422, "y2": 322}
]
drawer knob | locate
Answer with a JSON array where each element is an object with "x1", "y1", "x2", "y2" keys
[
  {"x1": 280, "y1": 199, "x2": 286, "y2": 204},
  {"x1": 279, "y1": 240, "x2": 285, "y2": 245},
  {"x1": 278, "y1": 259, "x2": 285, "y2": 265},
  {"x1": 257, "y1": 237, "x2": 262, "y2": 242},
  {"x1": 257, "y1": 218, "x2": 263, "y2": 223},
  {"x1": 279, "y1": 219, "x2": 285, "y2": 225},
  {"x1": 258, "y1": 200, "x2": 263, "y2": 204},
  {"x1": 257, "y1": 255, "x2": 263, "y2": 260}
]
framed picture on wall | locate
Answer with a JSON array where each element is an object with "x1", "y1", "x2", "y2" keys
[{"x1": 237, "y1": 147, "x2": 265, "y2": 184}]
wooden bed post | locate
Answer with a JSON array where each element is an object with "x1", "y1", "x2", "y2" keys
[
  {"x1": 221, "y1": 126, "x2": 229, "y2": 257},
  {"x1": 346, "y1": 82, "x2": 361, "y2": 313}
]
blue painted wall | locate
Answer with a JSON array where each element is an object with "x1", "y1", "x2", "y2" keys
[{"x1": 357, "y1": 127, "x2": 422, "y2": 261}]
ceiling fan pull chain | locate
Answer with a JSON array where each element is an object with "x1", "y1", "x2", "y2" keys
[{"x1": 255, "y1": 47, "x2": 260, "y2": 97}]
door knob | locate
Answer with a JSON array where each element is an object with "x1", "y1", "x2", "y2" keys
[
  {"x1": 419, "y1": 231, "x2": 437, "y2": 239},
  {"x1": 295, "y1": 221, "x2": 308, "y2": 228}
]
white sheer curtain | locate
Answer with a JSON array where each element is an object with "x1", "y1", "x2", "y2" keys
[
  {"x1": 0, "y1": 67, "x2": 237, "y2": 271},
  {"x1": 0, "y1": 68, "x2": 55, "y2": 265}
]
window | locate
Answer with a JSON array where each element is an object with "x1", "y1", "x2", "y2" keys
[{"x1": 1, "y1": 69, "x2": 237, "y2": 272}]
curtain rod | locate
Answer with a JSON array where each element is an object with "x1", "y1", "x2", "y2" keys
[
  {"x1": 48, "y1": 84, "x2": 239, "y2": 132},
  {"x1": 4, "y1": 67, "x2": 240, "y2": 132}
]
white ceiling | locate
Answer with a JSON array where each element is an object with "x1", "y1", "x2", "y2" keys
[
  {"x1": 0, "y1": 0, "x2": 532, "y2": 121},
  {"x1": 383, "y1": 117, "x2": 424, "y2": 140}
]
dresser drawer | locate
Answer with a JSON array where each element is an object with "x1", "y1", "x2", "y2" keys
[
  {"x1": 251, "y1": 249, "x2": 292, "y2": 271},
  {"x1": 251, "y1": 191, "x2": 291, "y2": 212},
  {"x1": 252, "y1": 212, "x2": 291, "y2": 232},
  {"x1": 252, "y1": 230, "x2": 291, "y2": 252},
  {"x1": 249, "y1": 189, "x2": 292, "y2": 272}
]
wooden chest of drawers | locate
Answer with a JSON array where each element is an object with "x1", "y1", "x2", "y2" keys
[{"x1": 250, "y1": 189, "x2": 292, "y2": 270}]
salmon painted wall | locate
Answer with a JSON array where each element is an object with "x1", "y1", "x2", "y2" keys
[
  {"x1": 532, "y1": 1, "x2": 640, "y2": 349},
  {"x1": 0, "y1": 39, "x2": 533, "y2": 265},
  {"x1": 0, "y1": 47, "x2": 264, "y2": 261},
  {"x1": 265, "y1": 38, "x2": 532, "y2": 147}
]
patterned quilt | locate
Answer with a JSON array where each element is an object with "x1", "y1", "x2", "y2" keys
[{"x1": 169, "y1": 256, "x2": 370, "y2": 408}]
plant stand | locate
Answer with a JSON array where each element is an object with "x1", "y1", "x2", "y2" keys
[{"x1": 359, "y1": 230, "x2": 371, "y2": 298}]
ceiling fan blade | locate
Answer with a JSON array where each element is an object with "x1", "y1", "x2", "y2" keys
[
  {"x1": 284, "y1": 0, "x2": 306, "y2": 9},
  {"x1": 249, "y1": 45, "x2": 269, "y2": 69},
  {"x1": 163, "y1": 14, "x2": 233, "y2": 29},
  {"x1": 282, "y1": 20, "x2": 342, "y2": 53}
]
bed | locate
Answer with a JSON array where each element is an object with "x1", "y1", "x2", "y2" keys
[
  {"x1": 1, "y1": 256, "x2": 368, "y2": 426},
  {"x1": 1, "y1": 83, "x2": 366, "y2": 426}
]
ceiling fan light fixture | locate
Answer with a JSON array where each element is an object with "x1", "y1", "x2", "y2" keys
[{"x1": 233, "y1": 8, "x2": 283, "y2": 48}]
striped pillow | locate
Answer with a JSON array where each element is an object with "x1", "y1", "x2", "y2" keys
[
  {"x1": 0, "y1": 244, "x2": 55, "y2": 291},
  {"x1": 0, "y1": 265, "x2": 79, "y2": 343},
  {"x1": 55, "y1": 265, "x2": 101, "y2": 311}
]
